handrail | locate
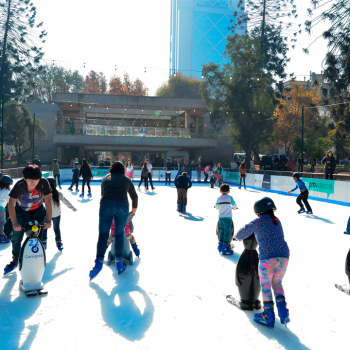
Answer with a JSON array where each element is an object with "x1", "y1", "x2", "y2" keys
[{"x1": 0, "y1": 165, "x2": 49, "y2": 179}]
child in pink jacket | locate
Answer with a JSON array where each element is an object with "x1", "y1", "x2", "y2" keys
[{"x1": 107, "y1": 215, "x2": 140, "y2": 257}]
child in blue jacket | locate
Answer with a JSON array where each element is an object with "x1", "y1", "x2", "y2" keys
[{"x1": 287, "y1": 172, "x2": 313, "y2": 214}]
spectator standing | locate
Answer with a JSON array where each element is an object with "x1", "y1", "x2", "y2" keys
[
  {"x1": 105, "y1": 159, "x2": 111, "y2": 168},
  {"x1": 250, "y1": 158, "x2": 255, "y2": 171},
  {"x1": 99, "y1": 159, "x2": 105, "y2": 169},
  {"x1": 286, "y1": 159, "x2": 292, "y2": 171},
  {"x1": 297, "y1": 153, "x2": 303, "y2": 172},
  {"x1": 147, "y1": 159, "x2": 155, "y2": 190},
  {"x1": 230, "y1": 160, "x2": 238, "y2": 171},
  {"x1": 72, "y1": 158, "x2": 79, "y2": 168},
  {"x1": 52, "y1": 159, "x2": 61, "y2": 189},
  {"x1": 189, "y1": 161, "x2": 196, "y2": 172},
  {"x1": 321, "y1": 150, "x2": 336, "y2": 180},
  {"x1": 195, "y1": 163, "x2": 203, "y2": 182},
  {"x1": 164, "y1": 158, "x2": 172, "y2": 186},
  {"x1": 184, "y1": 160, "x2": 189, "y2": 170},
  {"x1": 32, "y1": 155, "x2": 41, "y2": 168}
]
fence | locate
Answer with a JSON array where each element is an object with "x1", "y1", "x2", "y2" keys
[{"x1": 0, "y1": 165, "x2": 50, "y2": 179}]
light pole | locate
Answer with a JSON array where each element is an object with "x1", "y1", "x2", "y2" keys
[
  {"x1": 1, "y1": 93, "x2": 4, "y2": 169},
  {"x1": 32, "y1": 113, "x2": 36, "y2": 161},
  {"x1": 301, "y1": 106, "x2": 304, "y2": 173}
]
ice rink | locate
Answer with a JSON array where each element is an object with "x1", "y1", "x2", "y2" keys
[{"x1": 0, "y1": 181, "x2": 349, "y2": 350}]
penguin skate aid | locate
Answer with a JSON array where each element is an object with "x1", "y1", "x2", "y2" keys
[
  {"x1": 234, "y1": 197, "x2": 291, "y2": 329},
  {"x1": 0, "y1": 175, "x2": 14, "y2": 244},
  {"x1": 335, "y1": 220, "x2": 350, "y2": 295},
  {"x1": 107, "y1": 214, "x2": 140, "y2": 259},
  {"x1": 4, "y1": 164, "x2": 52, "y2": 276},
  {"x1": 41, "y1": 177, "x2": 77, "y2": 252},
  {"x1": 214, "y1": 183, "x2": 238, "y2": 255},
  {"x1": 89, "y1": 161, "x2": 138, "y2": 281}
]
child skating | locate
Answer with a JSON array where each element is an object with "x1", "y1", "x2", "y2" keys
[
  {"x1": 287, "y1": 172, "x2": 313, "y2": 214},
  {"x1": 138, "y1": 162, "x2": 149, "y2": 191},
  {"x1": 174, "y1": 172, "x2": 192, "y2": 212},
  {"x1": 215, "y1": 183, "x2": 237, "y2": 255},
  {"x1": 235, "y1": 197, "x2": 290, "y2": 329},
  {"x1": 41, "y1": 177, "x2": 77, "y2": 251},
  {"x1": 68, "y1": 163, "x2": 80, "y2": 192},
  {"x1": 107, "y1": 215, "x2": 140, "y2": 257},
  {"x1": 0, "y1": 175, "x2": 13, "y2": 244}
]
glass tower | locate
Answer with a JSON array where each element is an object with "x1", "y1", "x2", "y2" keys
[{"x1": 170, "y1": 0, "x2": 244, "y2": 77}]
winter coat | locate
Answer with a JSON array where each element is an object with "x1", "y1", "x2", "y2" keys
[
  {"x1": 321, "y1": 156, "x2": 336, "y2": 174},
  {"x1": 174, "y1": 175, "x2": 192, "y2": 190}
]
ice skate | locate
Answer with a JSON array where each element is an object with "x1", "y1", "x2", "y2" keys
[
  {"x1": 254, "y1": 302, "x2": 275, "y2": 328},
  {"x1": 221, "y1": 242, "x2": 233, "y2": 255},
  {"x1": 68, "y1": 187, "x2": 73, "y2": 191},
  {"x1": 306, "y1": 211, "x2": 313, "y2": 214},
  {"x1": 177, "y1": 203, "x2": 181, "y2": 212},
  {"x1": 276, "y1": 296, "x2": 290, "y2": 326},
  {"x1": 75, "y1": 188, "x2": 79, "y2": 192},
  {"x1": 298, "y1": 207, "x2": 305, "y2": 214},
  {"x1": 182, "y1": 205, "x2": 186, "y2": 213},
  {"x1": 89, "y1": 258, "x2": 104, "y2": 281},
  {"x1": 115, "y1": 257, "x2": 127, "y2": 275},
  {"x1": 56, "y1": 241, "x2": 64, "y2": 252},
  {"x1": 218, "y1": 241, "x2": 223, "y2": 253},
  {"x1": 87, "y1": 192, "x2": 92, "y2": 197},
  {"x1": 132, "y1": 243, "x2": 140, "y2": 257},
  {"x1": 0, "y1": 234, "x2": 10, "y2": 244},
  {"x1": 79, "y1": 192, "x2": 84, "y2": 198},
  {"x1": 42, "y1": 240, "x2": 47, "y2": 250},
  {"x1": 4, "y1": 259, "x2": 18, "y2": 275}
]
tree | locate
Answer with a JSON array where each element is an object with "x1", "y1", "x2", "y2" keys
[
  {"x1": 156, "y1": 73, "x2": 202, "y2": 99},
  {"x1": 0, "y1": 0, "x2": 47, "y2": 97},
  {"x1": 273, "y1": 82, "x2": 327, "y2": 157},
  {"x1": 85, "y1": 70, "x2": 107, "y2": 94},
  {"x1": 3, "y1": 100, "x2": 47, "y2": 166},
  {"x1": 201, "y1": 34, "x2": 275, "y2": 169},
  {"x1": 15, "y1": 64, "x2": 85, "y2": 103},
  {"x1": 109, "y1": 73, "x2": 148, "y2": 96}
]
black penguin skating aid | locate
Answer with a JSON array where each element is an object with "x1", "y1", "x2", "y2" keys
[
  {"x1": 226, "y1": 234, "x2": 262, "y2": 310},
  {"x1": 335, "y1": 231, "x2": 350, "y2": 295}
]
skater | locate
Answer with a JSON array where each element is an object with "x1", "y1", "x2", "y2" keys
[
  {"x1": 147, "y1": 159, "x2": 155, "y2": 190},
  {"x1": 41, "y1": 177, "x2": 77, "y2": 251},
  {"x1": 174, "y1": 172, "x2": 192, "y2": 212},
  {"x1": 52, "y1": 159, "x2": 61, "y2": 189},
  {"x1": 89, "y1": 161, "x2": 138, "y2": 280},
  {"x1": 216, "y1": 163, "x2": 224, "y2": 187},
  {"x1": 195, "y1": 163, "x2": 202, "y2": 182},
  {"x1": 108, "y1": 215, "x2": 140, "y2": 257},
  {"x1": 138, "y1": 162, "x2": 149, "y2": 191},
  {"x1": 287, "y1": 172, "x2": 313, "y2": 214},
  {"x1": 4, "y1": 165, "x2": 52, "y2": 275},
  {"x1": 79, "y1": 158, "x2": 93, "y2": 198},
  {"x1": 215, "y1": 183, "x2": 237, "y2": 255},
  {"x1": 235, "y1": 197, "x2": 290, "y2": 329},
  {"x1": 204, "y1": 165, "x2": 210, "y2": 183},
  {"x1": 0, "y1": 175, "x2": 13, "y2": 244},
  {"x1": 125, "y1": 159, "x2": 133, "y2": 180},
  {"x1": 164, "y1": 158, "x2": 172, "y2": 186},
  {"x1": 209, "y1": 174, "x2": 216, "y2": 188},
  {"x1": 68, "y1": 163, "x2": 80, "y2": 192},
  {"x1": 239, "y1": 162, "x2": 247, "y2": 189}
]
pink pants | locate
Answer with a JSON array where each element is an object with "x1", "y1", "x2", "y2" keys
[{"x1": 111, "y1": 222, "x2": 130, "y2": 236}]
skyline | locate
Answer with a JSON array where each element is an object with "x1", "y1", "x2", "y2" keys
[{"x1": 33, "y1": 0, "x2": 330, "y2": 95}]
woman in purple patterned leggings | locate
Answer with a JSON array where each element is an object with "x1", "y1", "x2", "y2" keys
[{"x1": 235, "y1": 197, "x2": 290, "y2": 329}]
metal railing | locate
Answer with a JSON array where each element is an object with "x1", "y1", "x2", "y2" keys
[
  {"x1": 55, "y1": 125, "x2": 215, "y2": 139},
  {"x1": 0, "y1": 165, "x2": 49, "y2": 179}
]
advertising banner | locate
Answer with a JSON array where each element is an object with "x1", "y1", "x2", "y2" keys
[
  {"x1": 225, "y1": 172, "x2": 239, "y2": 182},
  {"x1": 91, "y1": 169, "x2": 110, "y2": 177},
  {"x1": 303, "y1": 177, "x2": 335, "y2": 198}
]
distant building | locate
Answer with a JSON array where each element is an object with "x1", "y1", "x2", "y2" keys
[{"x1": 170, "y1": 0, "x2": 244, "y2": 77}]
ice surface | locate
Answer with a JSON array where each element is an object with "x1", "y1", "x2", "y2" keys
[{"x1": 0, "y1": 182, "x2": 349, "y2": 350}]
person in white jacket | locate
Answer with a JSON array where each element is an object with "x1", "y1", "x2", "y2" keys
[
  {"x1": 0, "y1": 175, "x2": 13, "y2": 244},
  {"x1": 41, "y1": 177, "x2": 77, "y2": 251}
]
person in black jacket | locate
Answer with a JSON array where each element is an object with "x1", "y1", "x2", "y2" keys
[
  {"x1": 79, "y1": 158, "x2": 93, "y2": 197},
  {"x1": 68, "y1": 164, "x2": 80, "y2": 192},
  {"x1": 321, "y1": 150, "x2": 336, "y2": 180},
  {"x1": 174, "y1": 172, "x2": 192, "y2": 213},
  {"x1": 32, "y1": 155, "x2": 42, "y2": 168}
]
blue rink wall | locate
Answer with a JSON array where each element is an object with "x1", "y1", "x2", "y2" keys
[{"x1": 58, "y1": 169, "x2": 350, "y2": 207}]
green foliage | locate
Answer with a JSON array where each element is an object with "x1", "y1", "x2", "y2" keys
[
  {"x1": 0, "y1": 0, "x2": 47, "y2": 97},
  {"x1": 292, "y1": 133, "x2": 333, "y2": 160},
  {"x1": 156, "y1": 73, "x2": 202, "y2": 99},
  {"x1": 201, "y1": 34, "x2": 275, "y2": 168},
  {"x1": 16, "y1": 64, "x2": 85, "y2": 103},
  {"x1": 3, "y1": 100, "x2": 47, "y2": 166}
]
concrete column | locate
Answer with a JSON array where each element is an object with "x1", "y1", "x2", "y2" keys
[
  {"x1": 79, "y1": 105, "x2": 84, "y2": 120},
  {"x1": 195, "y1": 116, "x2": 199, "y2": 134},
  {"x1": 176, "y1": 116, "x2": 180, "y2": 129},
  {"x1": 185, "y1": 110, "x2": 191, "y2": 129},
  {"x1": 79, "y1": 145, "x2": 85, "y2": 159}
]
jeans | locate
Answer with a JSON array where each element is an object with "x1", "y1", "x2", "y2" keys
[
  {"x1": 54, "y1": 174, "x2": 61, "y2": 187},
  {"x1": 165, "y1": 173, "x2": 171, "y2": 185},
  {"x1": 70, "y1": 178, "x2": 79, "y2": 190},
  {"x1": 82, "y1": 177, "x2": 91, "y2": 193},
  {"x1": 139, "y1": 177, "x2": 148, "y2": 189},
  {"x1": 147, "y1": 173, "x2": 154, "y2": 189},
  {"x1": 197, "y1": 172, "x2": 201, "y2": 182},
  {"x1": 219, "y1": 218, "x2": 232, "y2": 243},
  {"x1": 0, "y1": 210, "x2": 6, "y2": 233},
  {"x1": 310, "y1": 164, "x2": 314, "y2": 172},
  {"x1": 297, "y1": 191, "x2": 312, "y2": 212},
  {"x1": 239, "y1": 176, "x2": 246, "y2": 188},
  {"x1": 96, "y1": 199, "x2": 129, "y2": 258},
  {"x1": 11, "y1": 205, "x2": 46, "y2": 258},
  {"x1": 41, "y1": 215, "x2": 62, "y2": 242}
]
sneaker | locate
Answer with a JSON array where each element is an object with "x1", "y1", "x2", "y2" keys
[
  {"x1": 306, "y1": 211, "x2": 313, "y2": 214},
  {"x1": 0, "y1": 234, "x2": 10, "y2": 244},
  {"x1": 56, "y1": 241, "x2": 64, "y2": 252},
  {"x1": 42, "y1": 240, "x2": 47, "y2": 250},
  {"x1": 68, "y1": 187, "x2": 73, "y2": 191},
  {"x1": 254, "y1": 302, "x2": 275, "y2": 328},
  {"x1": 221, "y1": 242, "x2": 233, "y2": 255},
  {"x1": 275, "y1": 296, "x2": 290, "y2": 325},
  {"x1": 89, "y1": 258, "x2": 104, "y2": 281},
  {"x1": 4, "y1": 259, "x2": 18, "y2": 275},
  {"x1": 131, "y1": 243, "x2": 140, "y2": 257},
  {"x1": 115, "y1": 257, "x2": 127, "y2": 275},
  {"x1": 298, "y1": 207, "x2": 305, "y2": 214}
]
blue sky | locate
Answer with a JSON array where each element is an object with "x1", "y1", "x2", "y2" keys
[{"x1": 34, "y1": 0, "x2": 329, "y2": 95}]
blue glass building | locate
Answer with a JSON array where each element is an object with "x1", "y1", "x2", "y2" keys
[{"x1": 170, "y1": 0, "x2": 244, "y2": 77}]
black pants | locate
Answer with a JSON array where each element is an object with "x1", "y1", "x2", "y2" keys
[
  {"x1": 139, "y1": 177, "x2": 148, "y2": 189},
  {"x1": 297, "y1": 191, "x2": 312, "y2": 212},
  {"x1": 148, "y1": 173, "x2": 154, "y2": 189},
  {"x1": 54, "y1": 174, "x2": 61, "y2": 186},
  {"x1": 82, "y1": 177, "x2": 91, "y2": 193},
  {"x1": 70, "y1": 178, "x2": 79, "y2": 190},
  {"x1": 325, "y1": 174, "x2": 333, "y2": 180},
  {"x1": 166, "y1": 173, "x2": 171, "y2": 185},
  {"x1": 204, "y1": 173, "x2": 209, "y2": 183}
]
